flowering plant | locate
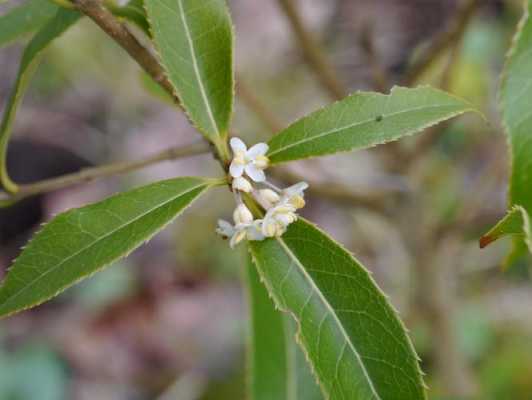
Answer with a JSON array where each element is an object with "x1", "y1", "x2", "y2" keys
[{"x1": 0, "y1": 0, "x2": 531, "y2": 398}]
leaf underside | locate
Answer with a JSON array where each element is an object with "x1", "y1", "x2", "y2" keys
[
  {"x1": 0, "y1": 177, "x2": 218, "y2": 318},
  {"x1": 482, "y1": 1, "x2": 532, "y2": 256},
  {"x1": 249, "y1": 219, "x2": 426, "y2": 400},
  {"x1": 245, "y1": 255, "x2": 323, "y2": 400},
  {"x1": 0, "y1": 0, "x2": 58, "y2": 48},
  {"x1": 145, "y1": 0, "x2": 234, "y2": 142},
  {"x1": 267, "y1": 85, "x2": 476, "y2": 164}
]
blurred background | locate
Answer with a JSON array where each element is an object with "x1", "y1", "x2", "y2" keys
[{"x1": 0, "y1": 0, "x2": 531, "y2": 399}]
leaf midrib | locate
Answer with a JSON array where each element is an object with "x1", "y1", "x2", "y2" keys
[
  {"x1": 0, "y1": 182, "x2": 208, "y2": 311},
  {"x1": 176, "y1": 0, "x2": 220, "y2": 135},
  {"x1": 276, "y1": 236, "x2": 382, "y2": 400},
  {"x1": 268, "y1": 103, "x2": 462, "y2": 158}
]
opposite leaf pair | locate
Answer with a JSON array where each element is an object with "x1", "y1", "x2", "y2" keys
[{"x1": 0, "y1": 0, "x2": 483, "y2": 399}]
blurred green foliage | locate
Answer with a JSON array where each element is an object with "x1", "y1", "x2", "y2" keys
[{"x1": 0, "y1": 344, "x2": 67, "y2": 400}]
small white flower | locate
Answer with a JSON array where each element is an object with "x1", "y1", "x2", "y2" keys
[
  {"x1": 243, "y1": 220, "x2": 266, "y2": 242},
  {"x1": 218, "y1": 138, "x2": 308, "y2": 246},
  {"x1": 230, "y1": 220, "x2": 266, "y2": 247},
  {"x1": 282, "y1": 182, "x2": 308, "y2": 209},
  {"x1": 233, "y1": 203, "x2": 254, "y2": 225},
  {"x1": 254, "y1": 188, "x2": 281, "y2": 209},
  {"x1": 262, "y1": 204, "x2": 298, "y2": 237},
  {"x1": 232, "y1": 176, "x2": 253, "y2": 193},
  {"x1": 216, "y1": 218, "x2": 265, "y2": 248},
  {"x1": 229, "y1": 137, "x2": 269, "y2": 182}
]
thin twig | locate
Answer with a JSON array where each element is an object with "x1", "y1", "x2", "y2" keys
[
  {"x1": 276, "y1": 0, "x2": 347, "y2": 100},
  {"x1": 0, "y1": 141, "x2": 210, "y2": 204},
  {"x1": 236, "y1": 77, "x2": 284, "y2": 133},
  {"x1": 269, "y1": 168, "x2": 392, "y2": 214},
  {"x1": 359, "y1": 23, "x2": 390, "y2": 92},
  {"x1": 398, "y1": 10, "x2": 473, "y2": 170},
  {"x1": 72, "y1": 0, "x2": 178, "y2": 104},
  {"x1": 402, "y1": 0, "x2": 480, "y2": 86},
  {"x1": 72, "y1": 0, "x2": 234, "y2": 166}
]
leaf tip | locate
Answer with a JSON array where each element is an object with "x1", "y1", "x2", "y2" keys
[{"x1": 479, "y1": 234, "x2": 496, "y2": 249}]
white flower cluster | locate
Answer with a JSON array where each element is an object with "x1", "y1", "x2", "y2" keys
[{"x1": 216, "y1": 137, "x2": 308, "y2": 248}]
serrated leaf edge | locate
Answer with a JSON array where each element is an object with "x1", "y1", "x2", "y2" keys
[
  {"x1": 0, "y1": 178, "x2": 218, "y2": 319},
  {"x1": 498, "y1": 0, "x2": 530, "y2": 210},
  {"x1": 143, "y1": 0, "x2": 235, "y2": 143},
  {"x1": 246, "y1": 247, "x2": 326, "y2": 399},
  {"x1": 267, "y1": 85, "x2": 481, "y2": 165},
  {"x1": 480, "y1": 205, "x2": 532, "y2": 252},
  {"x1": 249, "y1": 218, "x2": 428, "y2": 400}
]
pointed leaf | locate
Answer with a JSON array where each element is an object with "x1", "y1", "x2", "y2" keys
[
  {"x1": 480, "y1": 206, "x2": 532, "y2": 251},
  {"x1": 0, "y1": 0, "x2": 58, "y2": 48},
  {"x1": 145, "y1": 0, "x2": 234, "y2": 144},
  {"x1": 483, "y1": 1, "x2": 532, "y2": 255},
  {"x1": 0, "y1": 8, "x2": 81, "y2": 192},
  {"x1": 0, "y1": 177, "x2": 220, "y2": 318},
  {"x1": 245, "y1": 255, "x2": 323, "y2": 400},
  {"x1": 249, "y1": 219, "x2": 426, "y2": 400},
  {"x1": 267, "y1": 86, "x2": 476, "y2": 164}
]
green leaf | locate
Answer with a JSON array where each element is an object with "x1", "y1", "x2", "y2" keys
[
  {"x1": 267, "y1": 86, "x2": 476, "y2": 164},
  {"x1": 145, "y1": 0, "x2": 234, "y2": 147},
  {"x1": 483, "y1": 1, "x2": 532, "y2": 255},
  {"x1": 107, "y1": 0, "x2": 150, "y2": 36},
  {"x1": 245, "y1": 255, "x2": 323, "y2": 400},
  {"x1": 480, "y1": 206, "x2": 532, "y2": 251},
  {"x1": 0, "y1": 177, "x2": 220, "y2": 318},
  {"x1": 0, "y1": 0, "x2": 58, "y2": 48},
  {"x1": 284, "y1": 318, "x2": 325, "y2": 400},
  {"x1": 0, "y1": 8, "x2": 81, "y2": 193},
  {"x1": 249, "y1": 219, "x2": 426, "y2": 400}
]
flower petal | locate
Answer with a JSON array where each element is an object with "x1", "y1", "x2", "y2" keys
[
  {"x1": 276, "y1": 213, "x2": 294, "y2": 226},
  {"x1": 245, "y1": 164, "x2": 266, "y2": 182},
  {"x1": 216, "y1": 220, "x2": 235, "y2": 237},
  {"x1": 230, "y1": 137, "x2": 247, "y2": 153},
  {"x1": 247, "y1": 142, "x2": 269, "y2": 158},
  {"x1": 230, "y1": 229, "x2": 246, "y2": 248},
  {"x1": 284, "y1": 181, "x2": 309, "y2": 196},
  {"x1": 229, "y1": 162, "x2": 244, "y2": 178},
  {"x1": 261, "y1": 218, "x2": 278, "y2": 237},
  {"x1": 244, "y1": 221, "x2": 264, "y2": 241}
]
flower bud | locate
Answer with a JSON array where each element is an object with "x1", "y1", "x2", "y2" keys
[
  {"x1": 233, "y1": 204, "x2": 254, "y2": 225},
  {"x1": 260, "y1": 189, "x2": 280, "y2": 203},
  {"x1": 232, "y1": 176, "x2": 253, "y2": 193},
  {"x1": 255, "y1": 188, "x2": 280, "y2": 209}
]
